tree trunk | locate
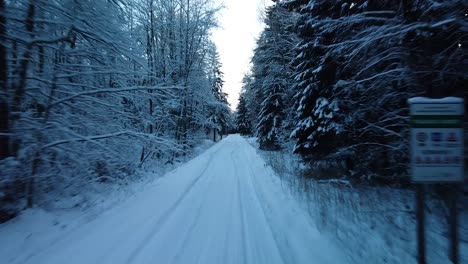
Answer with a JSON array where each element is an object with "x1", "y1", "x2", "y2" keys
[
  {"x1": 21, "y1": 0, "x2": 36, "y2": 207},
  {"x1": 0, "y1": 99, "x2": 8, "y2": 159},
  {"x1": 0, "y1": 0, "x2": 9, "y2": 159},
  {"x1": 12, "y1": 0, "x2": 35, "y2": 113},
  {"x1": 26, "y1": 153, "x2": 40, "y2": 208}
]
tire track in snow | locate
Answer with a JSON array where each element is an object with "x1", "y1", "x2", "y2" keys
[
  {"x1": 13, "y1": 135, "x2": 349, "y2": 264},
  {"x1": 233, "y1": 150, "x2": 250, "y2": 264},
  {"x1": 93, "y1": 142, "x2": 226, "y2": 264},
  {"x1": 194, "y1": 147, "x2": 245, "y2": 264},
  {"x1": 242, "y1": 147, "x2": 288, "y2": 264},
  {"x1": 19, "y1": 145, "x2": 223, "y2": 264},
  {"x1": 220, "y1": 150, "x2": 238, "y2": 264},
  {"x1": 244, "y1": 143, "x2": 347, "y2": 264},
  {"x1": 124, "y1": 143, "x2": 226, "y2": 264},
  {"x1": 169, "y1": 154, "x2": 222, "y2": 264}
]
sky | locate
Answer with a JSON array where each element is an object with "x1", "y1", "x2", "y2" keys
[{"x1": 212, "y1": 0, "x2": 274, "y2": 110}]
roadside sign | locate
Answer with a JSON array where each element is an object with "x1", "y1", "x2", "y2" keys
[{"x1": 408, "y1": 97, "x2": 464, "y2": 182}]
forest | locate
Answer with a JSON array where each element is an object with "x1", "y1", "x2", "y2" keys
[
  {"x1": 237, "y1": 0, "x2": 467, "y2": 185},
  {"x1": 234, "y1": 3, "x2": 467, "y2": 261},
  {"x1": 0, "y1": 0, "x2": 232, "y2": 221},
  {"x1": 0, "y1": 0, "x2": 467, "y2": 262}
]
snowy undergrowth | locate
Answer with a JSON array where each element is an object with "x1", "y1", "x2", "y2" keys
[
  {"x1": 33, "y1": 138, "x2": 217, "y2": 215},
  {"x1": 251, "y1": 138, "x2": 468, "y2": 264},
  {"x1": 0, "y1": 139, "x2": 216, "y2": 261}
]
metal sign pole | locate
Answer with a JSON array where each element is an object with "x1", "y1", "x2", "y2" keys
[
  {"x1": 408, "y1": 97, "x2": 464, "y2": 264},
  {"x1": 416, "y1": 184, "x2": 426, "y2": 264},
  {"x1": 449, "y1": 185, "x2": 459, "y2": 264}
]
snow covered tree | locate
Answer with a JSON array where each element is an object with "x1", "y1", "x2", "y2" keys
[
  {"x1": 0, "y1": 0, "x2": 224, "y2": 221},
  {"x1": 256, "y1": 82, "x2": 285, "y2": 150},
  {"x1": 285, "y1": 0, "x2": 467, "y2": 181},
  {"x1": 206, "y1": 50, "x2": 230, "y2": 141},
  {"x1": 235, "y1": 0, "x2": 467, "y2": 183},
  {"x1": 138, "y1": 0, "x2": 222, "y2": 154},
  {"x1": 241, "y1": 74, "x2": 260, "y2": 131},
  {"x1": 252, "y1": 5, "x2": 298, "y2": 150},
  {"x1": 286, "y1": 1, "x2": 342, "y2": 162},
  {"x1": 236, "y1": 94, "x2": 252, "y2": 136}
]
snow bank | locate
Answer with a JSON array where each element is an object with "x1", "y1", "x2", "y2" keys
[
  {"x1": 257, "y1": 147, "x2": 468, "y2": 264},
  {"x1": 408, "y1": 97, "x2": 464, "y2": 104},
  {"x1": 0, "y1": 139, "x2": 217, "y2": 263}
]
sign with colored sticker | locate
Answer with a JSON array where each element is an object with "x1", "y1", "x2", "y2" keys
[{"x1": 408, "y1": 97, "x2": 464, "y2": 182}]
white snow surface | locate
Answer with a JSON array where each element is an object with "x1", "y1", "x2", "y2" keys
[
  {"x1": 408, "y1": 96, "x2": 464, "y2": 104},
  {"x1": 0, "y1": 135, "x2": 349, "y2": 264}
]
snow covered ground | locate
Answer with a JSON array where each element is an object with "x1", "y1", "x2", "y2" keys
[
  {"x1": 0, "y1": 135, "x2": 349, "y2": 264},
  {"x1": 256, "y1": 142, "x2": 468, "y2": 264}
]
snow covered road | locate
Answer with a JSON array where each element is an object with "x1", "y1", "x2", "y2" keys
[{"x1": 6, "y1": 135, "x2": 349, "y2": 264}]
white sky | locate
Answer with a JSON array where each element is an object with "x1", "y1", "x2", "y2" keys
[{"x1": 212, "y1": 0, "x2": 274, "y2": 110}]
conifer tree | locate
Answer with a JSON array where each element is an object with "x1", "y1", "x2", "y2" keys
[{"x1": 236, "y1": 94, "x2": 251, "y2": 136}]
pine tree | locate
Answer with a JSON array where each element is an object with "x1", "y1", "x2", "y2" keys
[
  {"x1": 206, "y1": 51, "x2": 230, "y2": 141},
  {"x1": 236, "y1": 94, "x2": 251, "y2": 136},
  {"x1": 256, "y1": 83, "x2": 284, "y2": 150},
  {"x1": 251, "y1": 4, "x2": 297, "y2": 150},
  {"x1": 285, "y1": 0, "x2": 467, "y2": 181},
  {"x1": 288, "y1": 1, "x2": 342, "y2": 161}
]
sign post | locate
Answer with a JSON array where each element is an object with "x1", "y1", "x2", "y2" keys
[{"x1": 408, "y1": 97, "x2": 464, "y2": 264}]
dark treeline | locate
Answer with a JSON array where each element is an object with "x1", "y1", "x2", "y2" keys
[{"x1": 237, "y1": 0, "x2": 467, "y2": 184}]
